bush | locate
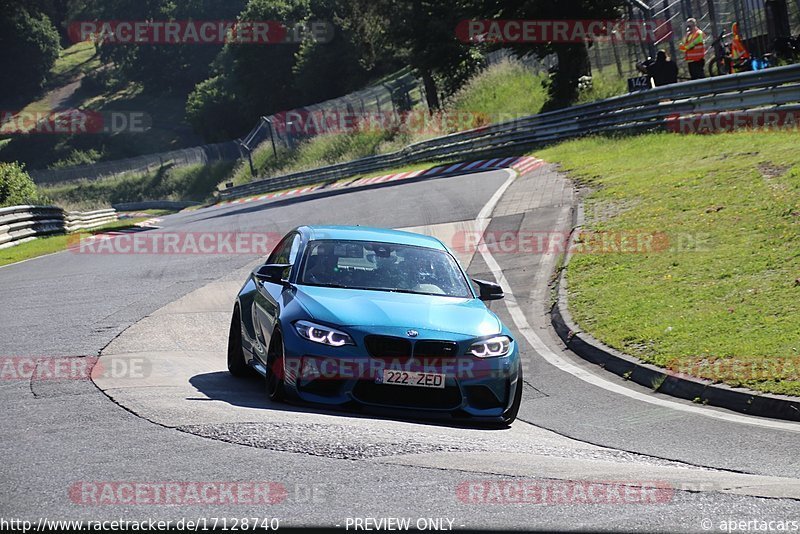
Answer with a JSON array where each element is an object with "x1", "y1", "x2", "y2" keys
[
  {"x1": 186, "y1": 76, "x2": 251, "y2": 142},
  {"x1": 49, "y1": 149, "x2": 103, "y2": 169},
  {"x1": 0, "y1": 162, "x2": 47, "y2": 207}
]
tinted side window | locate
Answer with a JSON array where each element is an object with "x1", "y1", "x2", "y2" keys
[{"x1": 267, "y1": 233, "x2": 299, "y2": 264}]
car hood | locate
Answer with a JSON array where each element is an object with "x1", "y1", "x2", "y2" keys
[{"x1": 293, "y1": 285, "x2": 501, "y2": 337}]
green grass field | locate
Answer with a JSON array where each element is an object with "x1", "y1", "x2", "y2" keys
[
  {"x1": 538, "y1": 131, "x2": 800, "y2": 396},
  {"x1": 446, "y1": 60, "x2": 550, "y2": 120},
  {"x1": 47, "y1": 41, "x2": 102, "y2": 88}
]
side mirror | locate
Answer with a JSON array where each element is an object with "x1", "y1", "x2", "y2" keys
[
  {"x1": 473, "y1": 278, "x2": 504, "y2": 301},
  {"x1": 255, "y1": 263, "x2": 291, "y2": 285}
]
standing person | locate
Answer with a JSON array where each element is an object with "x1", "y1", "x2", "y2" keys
[
  {"x1": 730, "y1": 22, "x2": 751, "y2": 72},
  {"x1": 637, "y1": 50, "x2": 679, "y2": 86},
  {"x1": 679, "y1": 18, "x2": 706, "y2": 79}
]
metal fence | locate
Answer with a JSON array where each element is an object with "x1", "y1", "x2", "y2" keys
[
  {"x1": 237, "y1": 70, "x2": 424, "y2": 172},
  {"x1": 0, "y1": 205, "x2": 117, "y2": 249},
  {"x1": 584, "y1": 0, "x2": 800, "y2": 80},
  {"x1": 220, "y1": 62, "x2": 800, "y2": 199}
]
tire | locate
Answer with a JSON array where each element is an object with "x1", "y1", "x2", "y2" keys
[
  {"x1": 227, "y1": 307, "x2": 250, "y2": 377},
  {"x1": 500, "y1": 365, "x2": 524, "y2": 426},
  {"x1": 266, "y1": 332, "x2": 286, "y2": 402},
  {"x1": 707, "y1": 58, "x2": 723, "y2": 77}
]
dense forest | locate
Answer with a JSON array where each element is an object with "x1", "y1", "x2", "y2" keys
[{"x1": 1, "y1": 0, "x2": 625, "y2": 143}]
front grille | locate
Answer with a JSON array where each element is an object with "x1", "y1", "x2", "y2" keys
[
  {"x1": 352, "y1": 381, "x2": 462, "y2": 410},
  {"x1": 414, "y1": 340, "x2": 459, "y2": 359},
  {"x1": 364, "y1": 335, "x2": 412, "y2": 359}
]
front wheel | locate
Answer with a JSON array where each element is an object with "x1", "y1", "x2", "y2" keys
[
  {"x1": 227, "y1": 307, "x2": 250, "y2": 377},
  {"x1": 266, "y1": 333, "x2": 286, "y2": 402}
]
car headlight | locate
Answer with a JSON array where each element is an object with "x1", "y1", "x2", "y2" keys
[
  {"x1": 468, "y1": 335, "x2": 511, "y2": 358},
  {"x1": 295, "y1": 320, "x2": 354, "y2": 347}
]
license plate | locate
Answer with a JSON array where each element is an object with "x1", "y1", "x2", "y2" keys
[{"x1": 378, "y1": 370, "x2": 445, "y2": 389}]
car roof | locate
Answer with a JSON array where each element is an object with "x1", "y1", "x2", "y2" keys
[{"x1": 300, "y1": 225, "x2": 447, "y2": 251}]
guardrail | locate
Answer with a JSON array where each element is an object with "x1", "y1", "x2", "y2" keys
[
  {"x1": 220, "y1": 63, "x2": 800, "y2": 199},
  {"x1": 0, "y1": 206, "x2": 118, "y2": 250}
]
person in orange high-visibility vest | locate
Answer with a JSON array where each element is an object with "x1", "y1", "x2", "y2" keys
[
  {"x1": 730, "y1": 21, "x2": 750, "y2": 71},
  {"x1": 679, "y1": 18, "x2": 706, "y2": 79}
]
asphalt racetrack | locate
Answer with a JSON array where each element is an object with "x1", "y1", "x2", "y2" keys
[{"x1": 2, "y1": 165, "x2": 799, "y2": 531}]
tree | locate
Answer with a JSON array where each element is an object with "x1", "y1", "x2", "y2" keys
[
  {"x1": 17, "y1": 0, "x2": 77, "y2": 44},
  {"x1": 338, "y1": 0, "x2": 485, "y2": 111},
  {"x1": 494, "y1": 0, "x2": 625, "y2": 109},
  {"x1": 84, "y1": 0, "x2": 247, "y2": 95},
  {"x1": 186, "y1": 75, "x2": 251, "y2": 142},
  {"x1": 224, "y1": 0, "x2": 312, "y2": 117},
  {"x1": 0, "y1": 3, "x2": 61, "y2": 101},
  {"x1": 290, "y1": 0, "x2": 386, "y2": 105}
]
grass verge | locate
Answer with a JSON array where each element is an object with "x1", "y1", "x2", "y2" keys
[
  {"x1": 228, "y1": 59, "x2": 628, "y2": 190},
  {"x1": 0, "y1": 218, "x2": 147, "y2": 267},
  {"x1": 41, "y1": 161, "x2": 235, "y2": 211},
  {"x1": 537, "y1": 130, "x2": 800, "y2": 396}
]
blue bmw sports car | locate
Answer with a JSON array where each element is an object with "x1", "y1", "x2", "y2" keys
[{"x1": 227, "y1": 225, "x2": 523, "y2": 425}]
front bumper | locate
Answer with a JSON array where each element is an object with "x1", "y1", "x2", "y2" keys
[{"x1": 280, "y1": 323, "x2": 521, "y2": 420}]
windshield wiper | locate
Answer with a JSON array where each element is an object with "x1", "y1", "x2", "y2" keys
[
  {"x1": 373, "y1": 288, "x2": 454, "y2": 297},
  {"x1": 304, "y1": 283, "x2": 461, "y2": 297}
]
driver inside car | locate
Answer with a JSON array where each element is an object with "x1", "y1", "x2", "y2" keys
[
  {"x1": 399, "y1": 248, "x2": 439, "y2": 292},
  {"x1": 305, "y1": 244, "x2": 340, "y2": 285}
]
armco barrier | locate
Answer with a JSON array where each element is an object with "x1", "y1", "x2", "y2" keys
[
  {"x1": 0, "y1": 205, "x2": 117, "y2": 250},
  {"x1": 220, "y1": 63, "x2": 800, "y2": 199}
]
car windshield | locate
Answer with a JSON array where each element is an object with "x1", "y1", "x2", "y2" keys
[{"x1": 299, "y1": 240, "x2": 472, "y2": 298}]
